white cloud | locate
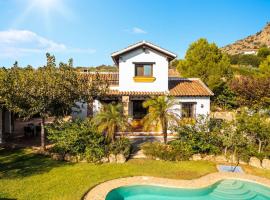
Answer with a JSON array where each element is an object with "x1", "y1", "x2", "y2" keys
[
  {"x1": 0, "y1": 29, "x2": 95, "y2": 59},
  {"x1": 124, "y1": 27, "x2": 147, "y2": 34},
  {"x1": 132, "y1": 27, "x2": 147, "y2": 34}
]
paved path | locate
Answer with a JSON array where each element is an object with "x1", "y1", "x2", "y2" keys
[{"x1": 84, "y1": 172, "x2": 270, "y2": 200}]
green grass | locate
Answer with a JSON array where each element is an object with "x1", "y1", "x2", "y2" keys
[{"x1": 0, "y1": 148, "x2": 216, "y2": 200}]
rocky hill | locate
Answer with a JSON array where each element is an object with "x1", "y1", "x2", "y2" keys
[{"x1": 221, "y1": 22, "x2": 270, "y2": 55}]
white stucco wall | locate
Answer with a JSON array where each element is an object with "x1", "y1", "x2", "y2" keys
[
  {"x1": 93, "y1": 99, "x2": 102, "y2": 116},
  {"x1": 118, "y1": 48, "x2": 169, "y2": 92},
  {"x1": 172, "y1": 96, "x2": 211, "y2": 117},
  {"x1": 72, "y1": 100, "x2": 102, "y2": 119}
]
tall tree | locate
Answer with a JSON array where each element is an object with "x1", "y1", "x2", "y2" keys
[
  {"x1": 0, "y1": 54, "x2": 107, "y2": 150},
  {"x1": 142, "y1": 96, "x2": 179, "y2": 144},
  {"x1": 177, "y1": 38, "x2": 232, "y2": 90},
  {"x1": 93, "y1": 103, "x2": 129, "y2": 142}
]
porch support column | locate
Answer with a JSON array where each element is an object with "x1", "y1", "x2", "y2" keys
[{"x1": 122, "y1": 96, "x2": 129, "y2": 116}]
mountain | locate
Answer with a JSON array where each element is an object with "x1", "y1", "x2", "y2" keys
[{"x1": 221, "y1": 22, "x2": 270, "y2": 55}]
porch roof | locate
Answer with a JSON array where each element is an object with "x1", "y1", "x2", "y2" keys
[{"x1": 168, "y1": 78, "x2": 214, "y2": 97}]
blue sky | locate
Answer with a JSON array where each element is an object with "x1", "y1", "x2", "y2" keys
[{"x1": 0, "y1": 0, "x2": 269, "y2": 67}]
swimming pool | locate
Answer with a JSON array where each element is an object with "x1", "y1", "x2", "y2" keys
[{"x1": 105, "y1": 179, "x2": 270, "y2": 200}]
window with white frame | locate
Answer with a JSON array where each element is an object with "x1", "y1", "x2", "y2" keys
[{"x1": 181, "y1": 103, "x2": 196, "y2": 118}]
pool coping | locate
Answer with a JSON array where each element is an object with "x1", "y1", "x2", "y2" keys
[{"x1": 84, "y1": 172, "x2": 270, "y2": 200}]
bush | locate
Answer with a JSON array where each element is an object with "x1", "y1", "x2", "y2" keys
[
  {"x1": 47, "y1": 120, "x2": 131, "y2": 163},
  {"x1": 108, "y1": 137, "x2": 131, "y2": 158},
  {"x1": 47, "y1": 119, "x2": 102, "y2": 156},
  {"x1": 142, "y1": 141, "x2": 193, "y2": 161},
  {"x1": 174, "y1": 117, "x2": 222, "y2": 155},
  {"x1": 229, "y1": 54, "x2": 261, "y2": 67}
]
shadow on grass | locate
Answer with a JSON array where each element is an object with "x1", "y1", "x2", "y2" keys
[{"x1": 0, "y1": 148, "x2": 73, "y2": 179}]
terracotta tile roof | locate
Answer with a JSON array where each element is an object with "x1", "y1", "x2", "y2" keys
[
  {"x1": 81, "y1": 72, "x2": 119, "y2": 85},
  {"x1": 168, "y1": 79, "x2": 213, "y2": 96},
  {"x1": 107, "y1": 90, "x2": 166, "y2": 96},
  {"x1": 81, "y1": 72, "x2": 213, "y2": 97},
  {"x1": 106, "y1": 79, "x2": 213, "y2": 97}
]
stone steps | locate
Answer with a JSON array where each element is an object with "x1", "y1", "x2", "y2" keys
[{"x1": 130, "y1": 149, "x2": 147, "y2": 159}]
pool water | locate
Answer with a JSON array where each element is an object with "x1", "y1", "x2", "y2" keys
[{"x1": 105, "y1": 179, "x2": 270, "y2": 200}]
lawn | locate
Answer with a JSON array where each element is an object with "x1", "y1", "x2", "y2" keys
[
  {"x1": 0, "y1": 148, "x2": 216, "y2": 200},
  {"x1": 2, "y1": 148, "x2": 270, "y2": 200}
]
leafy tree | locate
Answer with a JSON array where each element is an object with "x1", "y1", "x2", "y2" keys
[
  {"x1": 0, "y1": 54, "x2": 107, "y2": 150},
  {"x1": 177, "y1": 38, "x2": 232, "y2": 90},
  {"x1": 142, "y1": 96, "x2": 179, "y2": 144},
  {"x1": 219, "y1": 121, "x2": 236, "y2": 156},
  {"x1": 218, "y1": 120, "x2": 249, "y2": 159},
  {"x1": 213, "y1": 82, "x2": 237, "y2": 109},
  {"x1": 259, "y1": 55, "x2": 270, "y2": 76},
  {"x1": 93, "y1": 103, "x2": 130, "y2": 142},
  {"x1": 170, "y1": 59, "x2": 179, "y2": 69},
  {"x1": 236, "y1": 110, "x2": 270, "y2": 154},
  {"x1": 229, "y1": 76, "x2": 270, "y2": 109}
]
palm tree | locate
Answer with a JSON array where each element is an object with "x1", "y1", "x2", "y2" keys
[
  {"x1": 143, "y1": 96, "x2": 179, "y2": 144},
  {"x1": 93, "y1": 103, "x2": 129, "y2": 142}
]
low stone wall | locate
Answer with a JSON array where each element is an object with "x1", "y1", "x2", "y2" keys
[
  {"x1": 211, "y1": 111, "x2": 236, "y2": 121},
  {"x1": 190, "y1": 153, "x2": 270, "y2": 170},
  {"x1": 49, "y1": 152, "x2": 127, "y2": 164}
]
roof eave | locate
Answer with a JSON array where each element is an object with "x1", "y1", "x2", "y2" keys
[{"x1": 111, "y1": 41, "x2": 177, "y2": 66}]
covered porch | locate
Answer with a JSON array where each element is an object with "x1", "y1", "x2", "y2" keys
[{"x1": 92, "y1": 95, "x2": 164, "y2": 134}]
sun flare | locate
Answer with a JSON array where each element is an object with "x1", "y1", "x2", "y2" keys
[
  {"x1": 29, "y1": 0, "x2": 61, "y2": 12},
  {"x1": 12, "y1": 0, "x2": 71, "y2": 31}
]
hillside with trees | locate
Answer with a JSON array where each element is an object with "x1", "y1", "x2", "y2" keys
[
  {"x1": 177, "y1": 38, "x2": 270, "y2": 110},
  {"x1": 222, "y1": 22, "x2": 270, "y2": 55}
]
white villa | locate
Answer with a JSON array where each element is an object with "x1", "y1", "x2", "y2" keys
[{"x1": 73, "y1": 41, "x2": 213, "y2": 132}]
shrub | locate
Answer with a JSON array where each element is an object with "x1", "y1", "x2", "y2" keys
[
  {"x1": 47, "y1": 120, "x2": 132, "y2": 163},
  {"x1": 108, "y1": 137, "x2": 131, "y2": 158},
  {"x1": 142, "y1": 141, "x2": 193, "y2": 161},
  {"x1": 174, "y1": 116, "x2": 222, "y2": 155},
  {"x1": 229, "y1": 54, "x2": 261, "y2": 67},
  {"x1": 47, "y1": 119, "x2": 101, "y2": 156}
]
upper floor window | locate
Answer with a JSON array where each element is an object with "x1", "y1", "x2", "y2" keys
[
  {"x1": 135, "y1": 63, "x2": 153, "y2": 77},
  {"x1": 181, "y1": 102, "x2": 196, "y2": 118}
]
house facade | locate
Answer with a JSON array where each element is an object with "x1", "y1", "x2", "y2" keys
[{"x1": 73, "y1": 41, "x2": 213, "y2": 131}]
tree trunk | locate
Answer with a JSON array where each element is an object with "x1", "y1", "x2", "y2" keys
[
  {"x1": 110, "y1": 125, "x2": 116, "y2": 143},
  {"x1": 224, "y1": 146, "x2": 228, "y2": 156},
  {"x1": 258, "y1": 140, "x2": 262, "y2": 153},
  {"x1": 41, "y1": 117, "x2": 46, "y2": 151},
  {"x1": 162, "y1": 119, "x2": 168, "y2": 144}
]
